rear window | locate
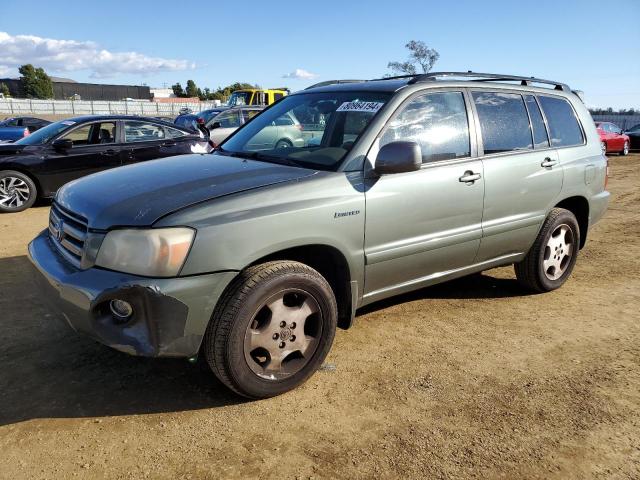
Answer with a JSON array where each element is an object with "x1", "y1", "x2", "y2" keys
[
  {"x1": 537, "y1": 95, "x2": 584, "y2": 147},
  {"x1": 473, "y1": 91, "x2": 532, "y2": 154},
  {"x1": 524, "y1": 95, "x2": 550, "y2": 149}
]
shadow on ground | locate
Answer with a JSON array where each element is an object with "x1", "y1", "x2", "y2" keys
[
  {"x1": 0, "y1": 255, "x2": 529, "y2": 426},
  {"x1": 357, "y1": 268, "x2": 532, "y2": 316},
  {"x1": 0, "y1": 255, "x2": 244, "y2": 426}
]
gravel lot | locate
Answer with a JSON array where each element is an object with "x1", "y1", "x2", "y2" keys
[{"x1": 0, "y1": 154, "x2": 638, "y2": 480}]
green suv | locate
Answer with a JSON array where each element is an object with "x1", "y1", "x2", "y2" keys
[{"x1": 29, "y1": 72, "x2": 609, "y2": 398}]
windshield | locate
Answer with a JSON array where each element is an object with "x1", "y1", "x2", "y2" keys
[
  {"x1": 220, "y1": 91, "x2": 391, "y2": 171},
  {"x1": 15, "y1": 120, "x2": 76, "y2": 145},
  {"x1": 227, "y1": 91, "x2": 252, "y2": 106}
]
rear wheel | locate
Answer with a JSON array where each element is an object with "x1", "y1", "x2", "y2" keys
[
  {"x1": 620, "y1": 141, "x2": 629, "y2": 156},
  {"x1": 0, "y1": 170, "x2": 37, "y2": 213},
  {"x1": 601, "y1": 141, "x2": 607, "y2": 155},
  {"x1": 275, "y1": 139, "x2": 293, "y2": 150},
  {"x1": 203, "y1": 261, "x2": 337, "y2": 399},
  {"x1": 514, "y1": 208, "x2": 580, "y2": 293}
]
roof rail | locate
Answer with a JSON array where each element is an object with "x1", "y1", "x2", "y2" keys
[
  {"x1": 305, "y1": 79, "x2": 366, "y2": 90},
  {"x1": 407, "y1": 71, "x2": 571, "y2": 92}
]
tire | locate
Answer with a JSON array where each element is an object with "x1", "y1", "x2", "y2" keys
[
  {"x1": 601, "y1": 141, "x2": 607, "y2": 155},
  {"x1": 203, "y1": 261, "x2": 337, "y2": 399},
  {"x1": 275, "y1": 139, "x2": 292, "y2": 149},
  {"x1": 0, "y1": 170, "x2": 37, "y2": 213},
  {"x1": 514, "y1": 208, "x2": 580, "y2": 293},
  {"x1": 620, "y1": 141, "x2": 629, "y2": 156}
]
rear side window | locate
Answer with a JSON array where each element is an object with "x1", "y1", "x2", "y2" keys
[
  {"x1": 537, "y1": 96, "x2": 584, "y2": 147},
  {"x1": 473, "y1": 91, "x2": 532, "y2": 154},
  {"x1": 381, "y1": 91, "x2": 470, "y2": 163},
  {"x1": 165, "y1": 126, "x2": 188, "y2": 139},
  {"x1": 124, "y1": 121, "x2": 166, "y2": 142},
  {"x1": 524, "y1": 95, "x2": 550, "y2": 149}
]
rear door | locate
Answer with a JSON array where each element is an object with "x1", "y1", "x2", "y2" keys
[
  {"x1": 472, "y1": 90, "x2": 563, "y2": 262},
  {"x1": 122, "y1": 120, "x2": 181, "y2": 165}
]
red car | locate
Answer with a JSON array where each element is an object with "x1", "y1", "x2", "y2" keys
[{"x1": 595, "y1": 122, "x2": 630, "y2": 156}]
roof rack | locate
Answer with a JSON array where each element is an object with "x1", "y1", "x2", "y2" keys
[
  {"x1": 305, "y1": 79, "x2": 366, "y2": 90},
  {"x1": 406, "y1": 71, "x2": 571, "y2": 92}
]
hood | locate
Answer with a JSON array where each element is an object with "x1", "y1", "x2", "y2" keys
[
  {"x1": 0, "y1": 143, "x2": 28, "y2": 156},
  {"x1": 56, "y1": 153, "x2": 318, "y2": 230}
]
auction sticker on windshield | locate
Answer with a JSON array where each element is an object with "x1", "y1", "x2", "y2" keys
[{"x1": 336, "y1": 101, "x2": 384, "y2": 113}]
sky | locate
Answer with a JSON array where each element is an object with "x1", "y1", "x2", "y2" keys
[{"x1": 0, "y1": 0, "x2": 638, "y2": 109}]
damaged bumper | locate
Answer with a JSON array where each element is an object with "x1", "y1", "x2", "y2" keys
[{"x1": 28, "y1": 229, "x2": 237, "y2": 357}]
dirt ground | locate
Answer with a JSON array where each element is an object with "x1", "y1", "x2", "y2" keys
[{"x1": 0, "y1": 154, "x2": 638, "y2": 480}]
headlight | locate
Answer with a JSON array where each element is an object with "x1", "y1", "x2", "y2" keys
[{"x1": 95, "y1": 228, "x2": 195, "y2": 277}]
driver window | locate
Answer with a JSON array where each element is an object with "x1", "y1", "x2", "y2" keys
[
  {"x1": 380, "y1": 91, "x2": 470, "y2": 163},
  {"x1": 61, "y1": 122, "x2": 116, "y2": 146}
]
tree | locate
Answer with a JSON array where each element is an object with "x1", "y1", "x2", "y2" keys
[
  {"x1": 0, "y1": 82, "x2": 10, "y2": 98},
  {"x1": 387, "y1": 40, "x2": 439, "y2": 76},
  {"x1": 18, "y1": 64, "x2": 54, "y2": 99},
  {"x1": 185, "y1": 79, "x2": 199, "y2": 98},
  {"x1": 171, "y1": 82, "x2": 185, "y2": 97}
]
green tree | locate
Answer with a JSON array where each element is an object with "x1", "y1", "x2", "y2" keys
[
  {"x1": 185, "y1": 79, "x2": 199, "y2": 98},
  {"x1": 171, "y1": 82, "x2": 185, "y2": 97},
  {"x1": 388, "y1": 40, "x2": 439, "y2": 76},
  {"x1": 18, "y1": 64, "x2": 54, "y2": 99},
  {"x1": 0, "y1": 82, "x2": 10, "y2": 98}
]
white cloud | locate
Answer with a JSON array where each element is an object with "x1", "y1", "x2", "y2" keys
[
  {"x1": 0, "y1": 31, "x2": 195, "y2": 79},
  {"x1": 282, "y1": 68, "x2": 318, "y2": 80}
]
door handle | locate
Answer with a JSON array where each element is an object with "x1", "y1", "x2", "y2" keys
[
  {"x1": 101, "y1": 149, "x2": 118, "y2": 156},
  {"x1": 162, "y1": 141, "x2": 176, "y2": 147},
  {"x1": 459, "y1": 171, "x2": 482, "y2": 183},
  {"x1": 541, "y1": 157, "x2": 557, "y2": 168}
]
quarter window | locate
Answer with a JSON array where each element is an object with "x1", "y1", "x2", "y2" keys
[
  {"x1": 124, "y1": 122, "x2": 166, "y2": 142},
  {"x1": 537, "y1": 95, "x2": 584, "y2": 147},
  {"x1": 473, "y1": 91, "x2": 532, "y2": 154},
  {"x1": 381, "y1": 91, "x2": 471, "y2": 163},
  {"x1": 524, "y1": 95, "x2": 550, "y2": 149},
  {"x1": 165, "y1": 126, "x2": 188, "y2": 139}
]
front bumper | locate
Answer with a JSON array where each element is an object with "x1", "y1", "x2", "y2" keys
[{"x1": 28, "y1": 229, "x2": 237, "y2": 357}]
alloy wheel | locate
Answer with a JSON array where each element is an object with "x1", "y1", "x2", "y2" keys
[
  {"x1": 0, "y1": 176, "x2": 30, "y2": 209},
  {"x1": 243, "y1": 289, "x2": 322, "y2": 380},
  {"x1": 543, "y1": 224, "x2": 574, "y2": 281}
]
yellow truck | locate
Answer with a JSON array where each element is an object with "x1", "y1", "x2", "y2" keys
[{"x1": 227, "y1": 88, "x2": 288, "y2": 107}]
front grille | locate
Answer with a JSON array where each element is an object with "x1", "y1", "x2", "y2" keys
[{"x1": 49, "y1": 203, "x2": 89, "y2": 267}]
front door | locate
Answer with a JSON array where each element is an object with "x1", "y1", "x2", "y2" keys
[
  {"x1": 42, "y1": 120, "x2": 121, "y2": 191},
  {"x1": 363, "y1": 90, "x2": 484, "y2": 303}
]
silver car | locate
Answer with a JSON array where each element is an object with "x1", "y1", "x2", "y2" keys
[
  {"x1": 207, "y1": 107, "x2": 304, "y2": 149},
  {"x1": 29, "y1": 72, "x2": 609, "y2": 399}
]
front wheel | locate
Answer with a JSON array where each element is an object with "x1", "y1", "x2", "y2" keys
[
  {"x1": 203, "y1": 261, "x2": 337, "y2": 399},
  {"x1": 0, "y1": 170, "x2": 37, "y2": 213},
  {"x1": 514, "y1": 208, "x2": 580, "y2": 293},
  {"x1": 620, "y1": 141, "x2": 629, "y2": 156}
]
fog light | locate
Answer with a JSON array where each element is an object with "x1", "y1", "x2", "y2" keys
[{"x1": 110, "y1": 299, "x2": 133, "y2": 322}]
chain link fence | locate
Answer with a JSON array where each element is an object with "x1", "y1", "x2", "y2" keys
[{"x1": 0, "y1": 98, "x2": 220, "y2": 117}]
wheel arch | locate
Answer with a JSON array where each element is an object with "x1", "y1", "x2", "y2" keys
[
  {"x1": 0, "y1": 166, "x2": 43, "y2": 199},
  {"x1": 248, "y1": 244, "x2": 354, "y2": 330},
  {"x1": 554, "y1": 196, "x2": 589, "y2": 249}
]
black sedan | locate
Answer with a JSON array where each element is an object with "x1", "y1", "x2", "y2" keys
[
  {"x1": 0, "y1": 115, "x2": 211, "y2": 212},
  {"x1": 624, "y1": 124, "x2": 640, "y2": 150}
]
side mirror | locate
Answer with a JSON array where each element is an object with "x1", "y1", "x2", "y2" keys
[
  {"x1": 52, "y1": 138, "x2": 73, "y2": 151},
  {"x1": 210, "y1": 121, "x2": 221, "y2": 130},
  {"x1": 374, "y1": 141, "x2": 422, "y2": 174}
]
